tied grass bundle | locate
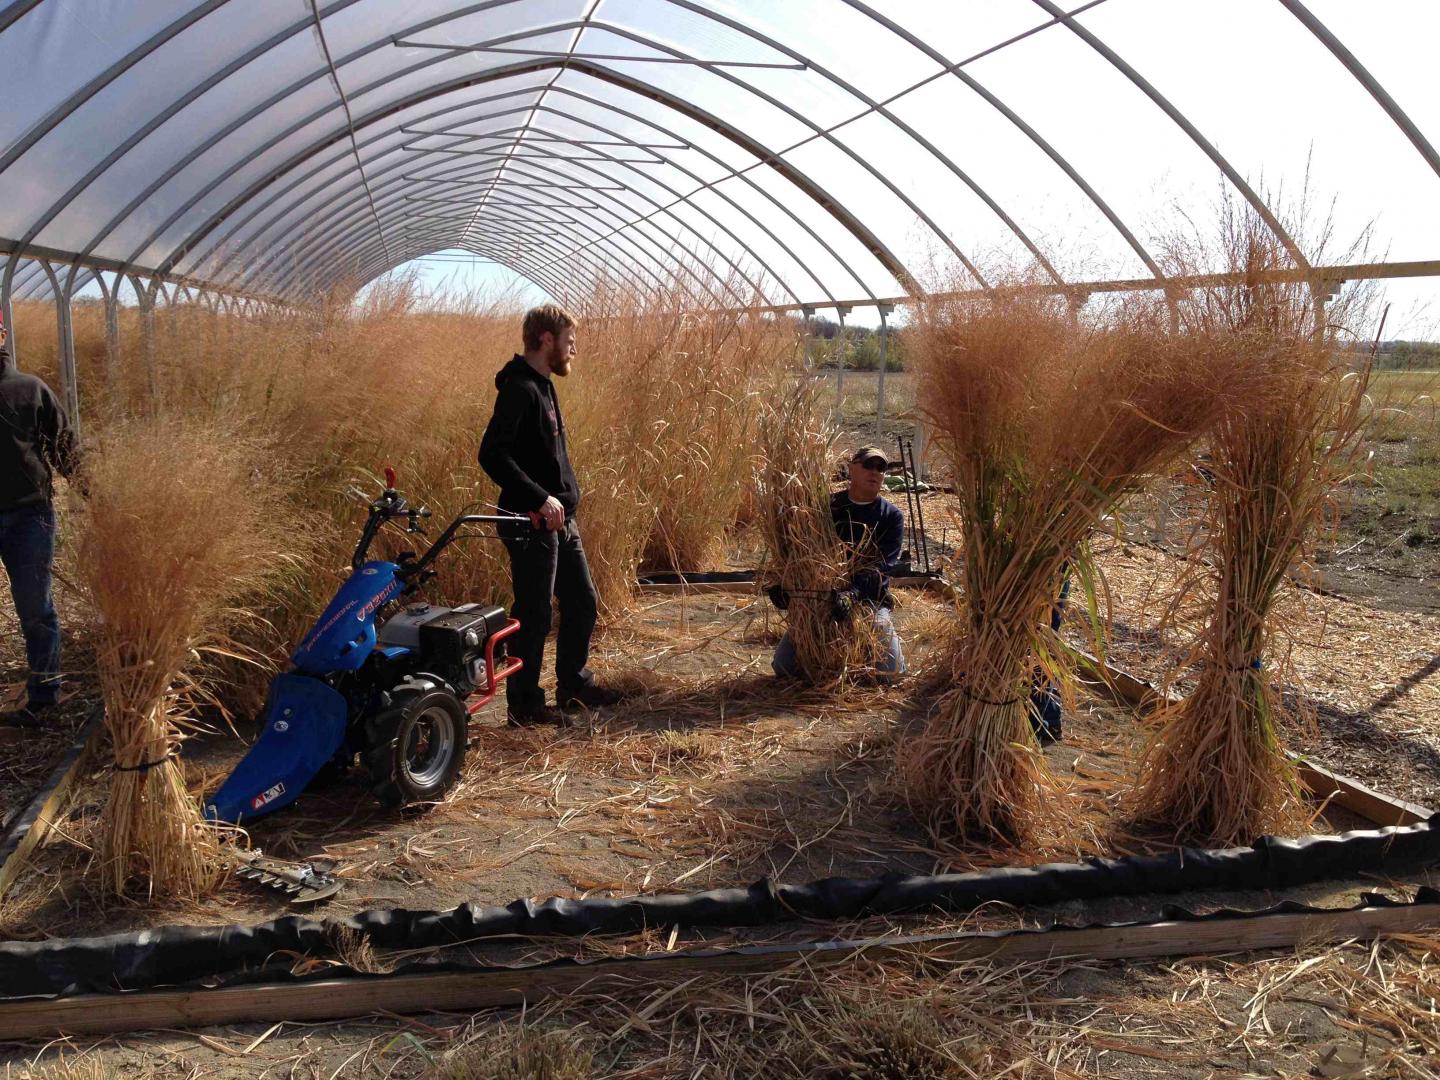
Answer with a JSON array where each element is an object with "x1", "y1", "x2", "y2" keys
[
  {"x1": 73, "y1": 419, "x2": 299, "y2": 898},
  {"x1": 757, "y1": 381, "x2": 878, "y2": 686},
  {"x1": 1132, "y1": 227, "x2": 1369, "y2": 844},
  {"x1": 900, "y1": 284, "x2": 1245, "y2": 846}
]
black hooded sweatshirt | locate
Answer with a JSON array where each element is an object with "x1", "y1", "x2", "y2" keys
[
  {"x1": 0, "y1": 343, "x2": 80, "y2": 512},
  {"x1": 479, "y1": 355, "x2": 580, "y2": 516}
]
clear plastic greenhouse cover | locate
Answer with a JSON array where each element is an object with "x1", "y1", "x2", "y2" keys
[{"x1": 0, "y1": 0, "x2": 1436, "y2": 311}]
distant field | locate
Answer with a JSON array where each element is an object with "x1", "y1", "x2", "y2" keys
[{"x1": 824, "y1": 369, "x2": 917, "y2": 423}]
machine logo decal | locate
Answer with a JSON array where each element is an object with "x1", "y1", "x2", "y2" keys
[
  {"x1": 358, "y1": 581, "x2": 399, "y2": 620},
  {"x1": 252, "y1": 782, "x2": 286, "y2": 810},
  {"x1": 303, "y1": 600, "x2": 357, "y2": 647}
]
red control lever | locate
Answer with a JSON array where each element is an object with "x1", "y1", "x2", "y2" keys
[{"x1": 383, "y1": 465, "x2": 397, "y2": 490}]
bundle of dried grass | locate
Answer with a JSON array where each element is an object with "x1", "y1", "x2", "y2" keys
[
  {"x1": 756, "y1": 380, "x2": 877, "y2": 686},
  {"x1": 71, "y1": 418, "x2": 300, "y2": 898},
  {"x1": 1131, "y1": 223, "x2": 1370, "y2": 844},
  {"x1": 900, "y1": 281, "x2": 1244, "y2": 846}
]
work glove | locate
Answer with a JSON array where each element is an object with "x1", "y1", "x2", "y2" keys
[
  {"x1": 766, "y1": 584, "x2": 790, "y2": 610},
  {"x1": 830, "y1": 587, "x2": 859, "y2": 622}
]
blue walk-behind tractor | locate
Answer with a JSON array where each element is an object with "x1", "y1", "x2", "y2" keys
[{"x1": 206, "y1": 468, "x2": 527, "y2": 825}]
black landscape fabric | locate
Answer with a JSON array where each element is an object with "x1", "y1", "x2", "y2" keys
[{"x1": 2, "y1": 815, "x2": 1437, "y2": 999}]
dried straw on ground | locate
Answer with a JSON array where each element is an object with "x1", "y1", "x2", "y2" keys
[
  {"x1": 71, "y1": 419, "x2": 300, "y2": 898},
  {"x1": 1132, "y1": 223, "x2": 1370, "y2": 844},
  {"x1": 756, "y1": 379, "x2": 877, "y2": 686},
  {"x1": 900, "y1": 282, "x2": 1245, "y2": 846}
]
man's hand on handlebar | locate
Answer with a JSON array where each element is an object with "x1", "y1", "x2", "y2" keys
[{"x1": 535, "y1": 495, "x2": 565, "y2": 532}]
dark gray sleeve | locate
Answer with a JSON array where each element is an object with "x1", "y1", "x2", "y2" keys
[{"x1": 36, "y1": 382, "x2": 80, "y2": 479}]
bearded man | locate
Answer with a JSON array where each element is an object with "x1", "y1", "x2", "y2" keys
[{"x1": 479, "y1": 305, "x2": 622, "y2": 726}]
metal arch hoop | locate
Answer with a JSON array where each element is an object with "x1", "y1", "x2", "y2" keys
[
  {"x1": 156, "y1": 59, "x2": 908, "y2": 301},
  {"x1": 384, "y1": 14, "x2": 962, "y2": 289},
  {"x1": 1030, "y1": 0, "x2": 1310, "y2": 272},
  {"x1": 250, "y1": 159, "x2": 680, "y2": 303},
  {"x1": 249, "y1": 154, "x2": 732, "y2": 306},
  {"x1": 252, "y1": 137, "x2": 764, "y2": 306},
  {"x1": 245, "y1": 88, "x2": 858, "y2": 306},
  {"x1": 282, "y1": 195, "x2": 669, "y2": 305},
  {"x1": 263, "y1": 126, "x2": 786, "y2": 305},
  {"x1": 840, "y1": 0, "x2": 1168, "y2": 286},
  {"x1": 1277, "y1": 0, "x2": 1440, "y2": 183}
]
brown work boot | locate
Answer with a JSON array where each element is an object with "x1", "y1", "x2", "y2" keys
[
  {"x1": 557, "y1": 683, "x2": 624, "y2": 711},
  {"x1": 0, "y1": 702, "x2": 56, "y2": 730},
  {"x1": 506, "y1": 703, "x2": 569, "y2": 728}
]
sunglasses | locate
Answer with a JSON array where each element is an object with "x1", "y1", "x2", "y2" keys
[{"x1": 857, "y1": 458, "x2": 887, "y2": 472}]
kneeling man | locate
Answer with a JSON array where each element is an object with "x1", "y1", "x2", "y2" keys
[{"x1": 771, "y1": 446, "x2": 906, "y2": 679}]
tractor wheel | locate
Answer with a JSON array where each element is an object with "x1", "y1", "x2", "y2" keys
[{"x1": 363, "y1": 688, "x2": 468, "y2": 807}]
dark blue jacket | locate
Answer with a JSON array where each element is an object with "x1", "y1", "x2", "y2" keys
[{"x1": 830, "y1": 491, "x2": 904, "y2": 603}]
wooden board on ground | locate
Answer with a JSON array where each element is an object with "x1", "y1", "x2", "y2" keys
[
  {"x1": 3, "y1": 899, "x2": 1435, "y2": 1041},
  {"x1": 633, "y1": 574, "x2": 952, "y2": 597},
  {"x1": 1069, "y1": 647, "x2": 1437, "y2": 827},
  {"x1": 1294, "y1": 759, "x2": 1434, "y2": 827},
  {"x1": 0, "y1": 707, "x2": 101, "y2": 901}
]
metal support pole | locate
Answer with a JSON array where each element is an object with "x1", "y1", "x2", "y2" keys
[
  {"x1": 835, "y1": 305, "x2": 851, "y2": 416},
  {"x1": 801, "y1": 305, "x2": 815, "y2": 372},
  {"x1": 1, "y1": 252, "x2": 21, "y2": 362},
  {"x1": 130, "y1": 274, "x2": 159, "y2": 407},
  {"x1": 95, "y1": 271, "x2": 122, "y2": 395},
  {"x1": 38, "y1": 261, "x2": 81, "y2": 442},
  {"x1": 875, "y1": 303, "x2": 893, "y2": 440}
]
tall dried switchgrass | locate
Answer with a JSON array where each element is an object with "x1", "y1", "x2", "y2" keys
[
  {"x1": 756, "y1": 380, "x2": 878, "y2": 686},
  {"x1": 71, "y1": 419, "x2": 303, "y2": 897},
  {"x1": 900, "y1": 280, "x2": 1247, "y2": 846},
  {"x1": 25, "y1": 275, "x2": 794, "y2": 719},
  {"x1": 564, "y1": 292, "x2": 793, "y2": 612},
  {"x1": 1130, "y1": 220, "x2": 1371, "y2": 844}
]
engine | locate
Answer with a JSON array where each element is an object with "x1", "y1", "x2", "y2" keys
[{"x1": 376, "y1": 602, "x2": 509, "y2": 693}]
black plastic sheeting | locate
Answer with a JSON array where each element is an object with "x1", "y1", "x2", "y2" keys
[
  {"x1": 14, "y1": 888, "x2": 1439, "y2": 1007},
  {"x1": 636, "y1": 570, "x2": 756, "y2": 585},
  {"x1": 2, "y1": 815, "x2": 1436, "y2": 1000}
]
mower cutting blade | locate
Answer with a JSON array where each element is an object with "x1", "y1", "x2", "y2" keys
[{"x1": 230, "y1": 848, "x2": 342, "y2": 905}]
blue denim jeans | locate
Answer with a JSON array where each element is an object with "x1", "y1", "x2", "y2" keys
[
  {"x1": 773, "y1": 604, "x2": 906, "y2": 679},
  {"x1": 0, "y1": 504, "x2": 62, "y2": 706}
]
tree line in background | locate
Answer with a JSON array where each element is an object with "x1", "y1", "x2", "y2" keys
[
  {"x1": 792, "y1": 315, "x2": 908, "y2": 372},
  {"x1": 1371, "y1": 340, "x2": 1440, "y2": 370}
]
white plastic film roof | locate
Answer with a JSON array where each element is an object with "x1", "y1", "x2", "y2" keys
[{"x1": 1, "y1": 0, "x2": 1437, "y2": 310}]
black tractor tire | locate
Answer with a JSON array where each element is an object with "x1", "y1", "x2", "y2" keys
[{"x1": 362, "y1": 687, "x2": 468, "y2": 808}]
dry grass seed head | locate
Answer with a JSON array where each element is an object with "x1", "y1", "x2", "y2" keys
[{"x1": 1131, "y1": 210, "x2": 1373, "y2": 845}]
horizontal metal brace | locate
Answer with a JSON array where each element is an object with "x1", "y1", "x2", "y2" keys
[
  {"x1": 400, "y1": 175, "x2": 626, "y2": 191},
  {"x1": 399, "y1": 144, "x2": 664, "y2": 164},
  {"x1": 401, "y1": 126, "x2": 688, "y2": 150},
  {"x1": 746, "y1": 259, "x2": 1440, "y2": 315},
  {"x1": 392, "y1": 40, "x2": 805, "y2": 69}
]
